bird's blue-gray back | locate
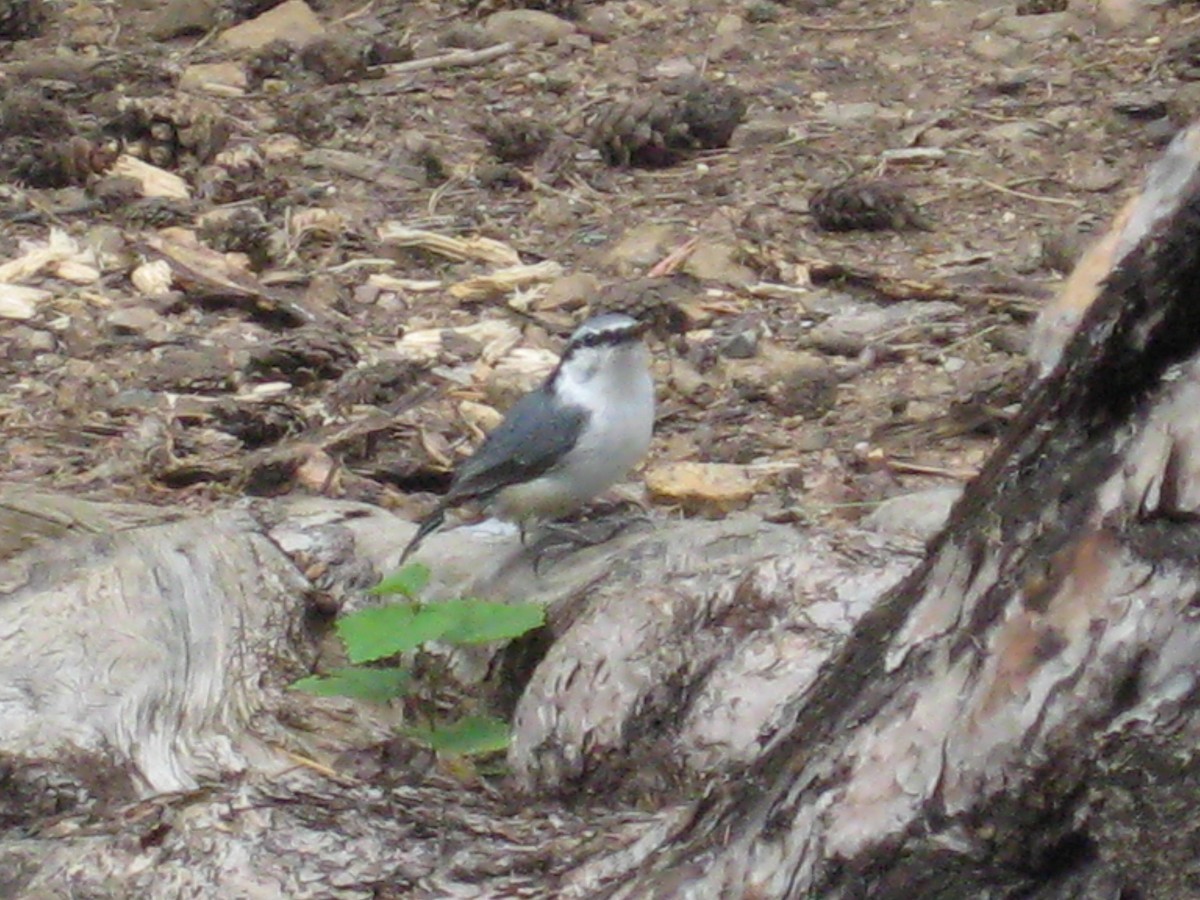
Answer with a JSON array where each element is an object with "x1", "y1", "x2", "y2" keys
[{"x1": 446, "y1": 387, "x2": 588, "y2": 504}]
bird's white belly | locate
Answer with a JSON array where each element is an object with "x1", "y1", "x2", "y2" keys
[{"x1": 492, "y1": 369, "x2": 654, "y2": 524}]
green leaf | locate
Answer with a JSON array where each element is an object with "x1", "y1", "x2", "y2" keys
[
  {"x1": 368, "y1": 563, "x2": 430, "y2": 598},
  {"x1": 435, "y1": 600, "x2": 545, "y2": 645},
  {"x1": 291, "y1": 667, "x2": 411, "y2": 703},
  {"x1": 406, "y1": 715, "x2": 511, "y2": 757},
  {"x1": 337, "y1": 602, "x2": 459, "y2": 663}
]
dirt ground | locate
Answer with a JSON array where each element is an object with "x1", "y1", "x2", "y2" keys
[{"x1": 0, "y1": 0, "x2": 1197, "y2": 534}]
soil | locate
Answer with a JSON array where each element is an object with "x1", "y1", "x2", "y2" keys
[{"x1": 0, "y1": 0, "x2": 1197, "y2": 531}]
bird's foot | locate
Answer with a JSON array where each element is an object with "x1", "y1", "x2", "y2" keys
[{"x1": 527, "y1": 507, "x2": 651, "y2": 573}]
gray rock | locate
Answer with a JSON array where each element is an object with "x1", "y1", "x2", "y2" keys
[
  {"x1": 864, "y1": 486, "x2": 964, "y2": 541},
  {"x1": 482, "y1": 10, "x2": 575, "y2": 45},
  {"x1": 149, "y1": 0, "x2": 220, "y2": 39},
  {"x1": 994, "y1": 13, "x2": 1078, "y2": 42},
  {"x1": 720, "y1": 328, "x2": 760, "y2": 359},
  {"x1": 967, "y1": 33, "x2": 1024, "y2": 64}
]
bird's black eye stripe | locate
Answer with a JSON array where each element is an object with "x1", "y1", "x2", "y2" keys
[{"x1": 570, "y1": 324, "x2": 646, "y2": 351}]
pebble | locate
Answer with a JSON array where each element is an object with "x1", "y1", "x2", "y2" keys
[
  {"x1": 719, "y1": 328, "x2": 759, "y2": 359},
  {"x1": 107, "y1": 306, "x2": 166, "y2": 336},
  {"x1": 218, "y1": 0, "x2": 326, "y2": 51},
  {"x1": 726, "y1": 348, "x2": 837, "y2": 418},
  {"x1": 709, "y1": 14, "x2": 746, "y2": 60},
  {"x1": 16, "y1": 326, "x2": 58, "y2": 354},
  {"x1": 731, "y1": 118, "x2": 795, "y2": 148},
  {"x1": 655, "y1": 57, "x2": 698, "y2": 79}
]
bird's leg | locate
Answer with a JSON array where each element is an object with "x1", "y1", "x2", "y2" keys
[{"x1": 527, "y1": 505, "x2": 651, "y2": 572}]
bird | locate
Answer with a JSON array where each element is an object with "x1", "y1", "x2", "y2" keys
[{"x1": 399, "y1": 312, "x2": 656, "y2": 562}]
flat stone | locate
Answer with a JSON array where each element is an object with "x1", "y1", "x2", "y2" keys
[
  {"x1": 719, "y1": 328, "x2": 759, "y2": 359},
  {"x1": 807, "y1": 300, "x2": 960, "y2": 356},
  {"x1": 655, "y1": 57, "x2": 698, "y2": 79},
  {"x1": 864, "y1": 486, "x2": 964, "y2": 541},
  {"x1": 541, "y1": 272, "x2": 599, "y2": 311},
  {"x1": 708, "y1": 14, "x2": 746, "y2": 59},
  {"x1": 819, "y1": 102, "x2": 884, "y2": 126},
  {"x1": 601, "y1": 224, "x2": 680, "y2": 275},
  {"x1": 578, "y1": 5, "x2": 623, "y2": 41},
  {"x1": 1094, "y1": 0, "x2": 1159, "y2": 31},
  {"x1": 107, "y1": 306, "x2": 166, "y2": 335},
  {"x1": 727, "y1": 348, "x2": 838, "y2": 418},
  {"x1": 148, "y1": 0, "x2": 220, "y2": 38},
  {"x1": 681, "y1": 241, "x2": 756, "y2": 288},
  {"x1": 1070, "y1": 161, "x2": 1124, "y2": 193},
  {"x1": 731, "y1": 117, "x2": 795, "y2": 148},
  {"x1": 714, "y1": 13, "x2": 744, "y2": 35},
  {"x1": 219, "y1": 0, "x2": 326, "y2": 51},
  {"x1": 482, "y1": 10, "x2": 575, "y2": 45},
  {"x1": 994, "y1": 13, "x2": 1078, "y2": 42},
  {"x1": 967, "y1": 33, "x2": 1024, "y2": 63},
  {"x1": 984, "y1": 120, "x2": 1052, "y2": 143},
  {"x1": 13, "y1": 326, "x2": 57, "y2": 353},
  {"x1": 645, "y1": 462, "x2": 760, "y2": 517}
]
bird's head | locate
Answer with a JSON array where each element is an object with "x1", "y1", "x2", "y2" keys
[{"x1": 551, "y1": 313, "x2": 651, "y2": 391}]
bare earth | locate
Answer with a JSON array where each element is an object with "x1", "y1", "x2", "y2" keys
[{"x1": 0, "y1": 0, "x2": 1196, "y2": 533}]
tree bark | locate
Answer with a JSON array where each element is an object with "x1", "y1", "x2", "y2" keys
[{"x1": 605, "y1": 121, "x2": 1200, "y2": 898}]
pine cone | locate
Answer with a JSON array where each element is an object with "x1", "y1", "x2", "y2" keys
[
  {"x1": 119, "y1": 197, "x2": 197, "y2": 229},
  {"x1": 1015, "y1": 0, "x2": 1067, "y2": 12},
  {"x1": 1165, "y1": 34, "x2": 1200, "y2": 82},
  {"x1": 0, "y1": 0, "x2": 46, "y2": 40},
  {"x1": 199, "y1": 206, "x2": 276, "y2": 270},
  {"x1": 590, "y1": 81, "x2": 747, "y2": 168},
  {"x1": 0, "y1": 136, "x2": 115, "y2": 188},
  {"x1": 479, "y1": 116, "x2": 554, "y2": 164},
  {"x1": 810, "y1": 180, "x2": 932, "y2": 233},
  {"x1": 105, "y1": 97, "x2": 232, "y2": 168}
]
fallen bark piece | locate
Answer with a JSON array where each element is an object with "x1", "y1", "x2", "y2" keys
[
  {"x1": 139, "y1": 232, "x2": 312, "y2": 327},
  {"x1": 110, "y1": 154, "x2": 192, "y2": 199},
  {"x1": 0, "y1": 283, "x2": 47, "y2": 319},
  {"x1": 449, "y1": 260, "x2": 563, "y2": 302},
  {"x1": 644, "y1": 461, "x2": 760, "y2": 516},
  {"x1": 377, "y1": 224, "x2": 523, "y2": 267},
  {"x1": 0, "y1": 228, "x2": 100, "y2": 284}
]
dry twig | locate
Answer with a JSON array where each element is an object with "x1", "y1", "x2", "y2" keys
[{"x1": 383, "y1": 42, "x2": 517, "y2": 76}]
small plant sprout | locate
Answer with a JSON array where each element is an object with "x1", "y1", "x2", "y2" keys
[{"x1": 293, "y1": 562, "x2": 545, "y2": 759}]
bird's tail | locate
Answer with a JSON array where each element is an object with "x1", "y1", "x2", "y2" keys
[{"x1": 398, "y1": 505, "x2": 447, "y2": 564}]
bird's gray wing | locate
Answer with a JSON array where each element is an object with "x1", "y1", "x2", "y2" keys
[
  {"x1": 399, "y1": 388, "x2": 587, "y2": 562},
  {"x1": 447, "y1": 387, "x2": 587, "y2": 503}
]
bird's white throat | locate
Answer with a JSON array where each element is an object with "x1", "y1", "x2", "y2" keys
[{"x1": 552, "y1": 342, "x2": 654, "y2": 414}]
